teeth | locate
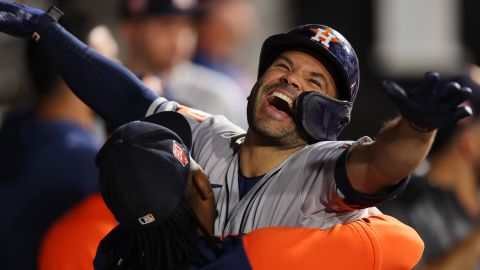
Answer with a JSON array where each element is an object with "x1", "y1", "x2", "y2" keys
[{"x1": 272, "y1": 92, "x2": 293, "y2": 108}]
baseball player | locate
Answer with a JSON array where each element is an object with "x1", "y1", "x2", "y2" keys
[
  {"x1": 93, "y1": 111, "x2": 423, "y2": 270},
  {"x1": 0, "y1": 2, "x2": 472, "y2": 235}
]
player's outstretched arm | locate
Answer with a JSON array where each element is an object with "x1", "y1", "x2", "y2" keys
[
  {"x1": 347, "y1": 72, "x2": 472, "y2": 194},
  {"x1": 243, "y1": 215, "x2": 423, "y2": 269},
  {"x1": 0, "y1": 2, "x2": 160, "y2": 126}
]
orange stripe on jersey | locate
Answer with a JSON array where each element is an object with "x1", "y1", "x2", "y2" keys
[
  {"x1": 177, "y1": 105, "x2": 212, "y2": 122},
  {"x1": 241, "y1": 215, "x2": 423, "y2": 270}
]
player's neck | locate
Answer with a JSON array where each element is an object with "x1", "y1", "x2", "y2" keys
[
  {"x1": 240, "y1": 134, "x2": 304, "y2": 177},
  {"x1": 36, "y1": 84, "x2": 95, "y2": 130}
]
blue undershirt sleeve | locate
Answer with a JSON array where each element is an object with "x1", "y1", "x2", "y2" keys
[{"x1": 38, "y1": 22, "x2": 159, "y2": 126}]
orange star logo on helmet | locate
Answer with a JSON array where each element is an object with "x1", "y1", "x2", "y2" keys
[{"x1": 310, "y1": 27, "x2": 340, "y2": 49}]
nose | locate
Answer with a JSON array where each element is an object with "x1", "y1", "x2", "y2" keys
[{"x1": 280, "y1": 72, "x2": 301, "y2": 91}]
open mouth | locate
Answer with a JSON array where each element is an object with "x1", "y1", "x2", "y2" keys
[{"x1": 267, "y1": 91, "x2": 294, "y2": 116}]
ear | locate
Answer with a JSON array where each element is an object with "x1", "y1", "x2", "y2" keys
[{"x1": 190, "y1": 160, "x2": 214, "y2": 201}]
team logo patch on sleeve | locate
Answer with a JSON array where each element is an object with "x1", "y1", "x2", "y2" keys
[{"x1": 173, "y1": 141, "x2": 189, "y2": 167}]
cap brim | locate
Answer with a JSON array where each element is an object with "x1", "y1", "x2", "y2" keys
[{"x1": 141, "y1": 111, "x2": 192, "y2": 149}]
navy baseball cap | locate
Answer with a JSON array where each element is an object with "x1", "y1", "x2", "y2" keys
[
  {"x1": 121, "y1": 0, "x2": 199, "y2": 19},
  {"x1": 96, "y1": 111, "x2": 192, "y2": 229}
]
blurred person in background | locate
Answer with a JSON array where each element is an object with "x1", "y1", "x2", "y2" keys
[
  {"x1": 380, "y1": 65, "x2": 480, "y2": 270},
  {"x1": 37, "y1": 24, "x2": 121, "y2": 270},
  {"x1": 194, "y1": 0, "x2": 258, "y2": 94},
  {"x1": 38, "y1": 193, "x2": 117, "y2": 270},
  {"x1": 119, "y1": 0, "x2": 247, "y2": 127},
  {"x1": 0, "y1": 5, "x2": 102, "y2": 270}
]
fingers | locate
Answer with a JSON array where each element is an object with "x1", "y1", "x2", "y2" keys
[
  {"x1": 0, "y1": 1, "x2": 23, "y2": 13},
  {"x1": 435, "y1": 82, "x2": 472, "y2": 105},
  {"x1": 423, "y1": 71, "x2": 440, "y2": 93},
  {"x1": 452, "y1": 105, "x2": 473, "y2": 123},
  {"x1": 434, "y1": 81, "x2": 461, "y2": 100},
  {"x1": 449, "y1": 86, "x2": 472, "y2": 106},
  {"x1": 382, "y1": 80, "x2": 407, "y2": 104}
]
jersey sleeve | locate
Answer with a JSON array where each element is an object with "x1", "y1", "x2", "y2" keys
[
  {"x1": 39, "y1": 22, "x2": 159, "y2": 126},
  {"x1": 334, "y1": 147, "x2": 410, "y2": 208},
  {"x1": 241, "y1": 215, "x2": 423, "y2": 270},
  {"x1": 302, "y1": 137, "x2": 409, "y2": 214}
]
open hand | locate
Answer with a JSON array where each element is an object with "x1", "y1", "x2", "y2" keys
[{"x1": 383, "y1": 72, "x2": 472, "y2": 131}]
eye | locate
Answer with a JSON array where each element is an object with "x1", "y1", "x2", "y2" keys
[
  {"x1": 275, "y1": 63, "x2": 290, "y2": 70},
  {"x1": 309, "y1": 79, "x2": 322, "y2": 88}
]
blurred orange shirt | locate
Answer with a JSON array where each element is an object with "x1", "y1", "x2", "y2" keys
[
  {"x1": 38, "y1": 193, "x2": 117, "y2": 270},
  {"x1": 242, "y1": 215, "x2": 424, "y2": 270}
]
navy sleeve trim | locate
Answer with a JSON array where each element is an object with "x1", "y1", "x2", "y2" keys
[{"x1": 334, "y1": 149, "x2": 410, "y2": 208}]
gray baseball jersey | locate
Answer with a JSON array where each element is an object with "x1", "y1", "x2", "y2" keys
[{"x1": 147, "y1": 97, "x2": 407, "y2": 236}]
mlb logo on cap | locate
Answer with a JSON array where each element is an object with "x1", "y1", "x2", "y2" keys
[{"x1": 138, "y1": 214, "x2": 156, "y2": 225}]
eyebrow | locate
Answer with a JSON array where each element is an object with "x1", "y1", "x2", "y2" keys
[
  {"x1": 276, "y1": 55, "x2": 293, "y2": 66},
  {"x1": 310, "y1": 71, "x2": 327, "y2": 82},
  {"x1": 278, "y1": 55, "x2": 327, "y2": 82}
]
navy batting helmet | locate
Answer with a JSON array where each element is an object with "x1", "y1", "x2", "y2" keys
[
  {"x1": 258, "y1": 24, "x2": 359, "y2": 102},
  {"x1": 257, "y1": 24, "x2": 360, "y2": 141}
]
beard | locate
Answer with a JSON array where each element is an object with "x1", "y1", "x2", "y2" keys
[{"x1": 246, "y1": 82, "x2": 309, "y2": 148}]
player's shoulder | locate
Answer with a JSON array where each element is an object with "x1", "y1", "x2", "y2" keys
[{"x1": 180, "y1": 105, "x2": 246, "y2": 135}]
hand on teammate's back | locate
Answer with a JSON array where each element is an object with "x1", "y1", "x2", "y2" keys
[{"x1": 383, "y1": 71, "x2": 472, "y2": 131}]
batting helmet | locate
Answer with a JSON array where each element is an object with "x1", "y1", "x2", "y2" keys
[
  {"x1": 258, "y1": 24, "x2": 359, "y2": 102},
  {"x1": 257, "y1": 24, "x2": 360, "y2": 141}
]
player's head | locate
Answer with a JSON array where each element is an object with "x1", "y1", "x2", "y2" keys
[
  {"x1": 96, "y1": 112, "x2": 218, "y2": 269},
  {"x1": 120, "y1": 0, "x2": 199, "y2": 74},
  {"x1": 247, "y1": 24, "x2": 359, "y2": 145}
]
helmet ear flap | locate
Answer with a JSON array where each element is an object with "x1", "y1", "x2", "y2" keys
[{"x1": 295, "y1": 92, "x2": 352, "y2": 142}]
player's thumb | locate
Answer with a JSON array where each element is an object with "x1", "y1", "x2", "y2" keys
[{"x1": 382, "y1": 80, "x2": 407, "y2": 104}]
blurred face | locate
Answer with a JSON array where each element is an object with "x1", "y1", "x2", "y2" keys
[
  {"x1": 247, "y1": 51, "x2": 337, "y2": 147},
  {"x1": 185, "y1": 160, "x2": 216, "y2": 235},
  {"x1": 468, "y1": 123, "x2": 480, "y2": 180},
  {"x1": 134, "y1": 15, "x2": 198, "y2": 74}
]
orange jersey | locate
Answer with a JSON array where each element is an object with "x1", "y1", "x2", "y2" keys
[
  {"x1": 38, "y1": 194, "x2": 117, "y2": 270},
  {"x1": 242, "y1": 215, "x2": 423, "y2": 270}
]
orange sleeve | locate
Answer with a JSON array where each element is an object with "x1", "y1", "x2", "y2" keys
[
  {"x1": 242, "y1": 215, "x2": 423, "y2": 270},
  {"x1": 38, "y1": 194, "x2": 117, "y2": 270}
]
